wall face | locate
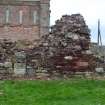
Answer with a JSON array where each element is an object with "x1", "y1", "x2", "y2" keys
[
  {"x1": 0, "y1": 26, "x2": 40, "y2": 41},
  {"x1": 0, "y1": 0, "x2": 50, "y2": 41}
]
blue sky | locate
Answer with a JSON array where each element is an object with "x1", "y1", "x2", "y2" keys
[{"x1": 50, "y1": 0, "x2": 105, "y2": 45}]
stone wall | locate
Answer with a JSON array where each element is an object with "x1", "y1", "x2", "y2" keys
[
  {"x1": 0, "y1": 26, "x2": 40, "y2": 41},
  {"x1": 90, "y1": 43, "x2": 105, "y2": 58},
  {"x1": 0, "y1": 0, "x2": 50, "y2": 41}
]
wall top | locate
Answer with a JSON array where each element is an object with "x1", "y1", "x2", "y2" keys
[{"x1": 0, "y1": 0, "x2": 50, "y2": 4}]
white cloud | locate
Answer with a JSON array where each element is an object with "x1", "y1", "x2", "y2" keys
[{"x1": 50, "y1": 0, "x2": 105, "y2": 25}]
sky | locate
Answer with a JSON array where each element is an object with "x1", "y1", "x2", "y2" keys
[{"x1": 50, "y1": 0, "x2": 105, "y2": 45}]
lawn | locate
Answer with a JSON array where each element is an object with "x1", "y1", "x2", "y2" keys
[{"x1": 0, "y1": 79, "x2": 105, "y2": 105}]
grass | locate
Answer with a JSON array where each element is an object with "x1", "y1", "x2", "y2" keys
[{"x1": 0, "y1": 79, "x2": 105, "y2": 105}]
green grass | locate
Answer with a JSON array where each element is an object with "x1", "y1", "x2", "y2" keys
[{"x1": 0, "y1": 79, "x2": 105, "y2": 105}]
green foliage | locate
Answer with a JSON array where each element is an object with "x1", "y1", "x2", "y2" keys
[{"x1": 0, "y1": 79, "x2": 105, "y2": 105}]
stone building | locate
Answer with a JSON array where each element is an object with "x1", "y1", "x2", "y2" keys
[{"x1": 0, "y1": 0, "x2": 50, "y2": 41}]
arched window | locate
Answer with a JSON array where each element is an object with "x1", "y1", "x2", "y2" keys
[
  {"x1": 6, "y1": 9, "x2": 10, "y2": 24},
  {"x1": 33, "y1": 11, "x2": 37, "y2": 24},
  {"x1": 19, "y1": 10, "x2": 23, "y2": 24}
]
